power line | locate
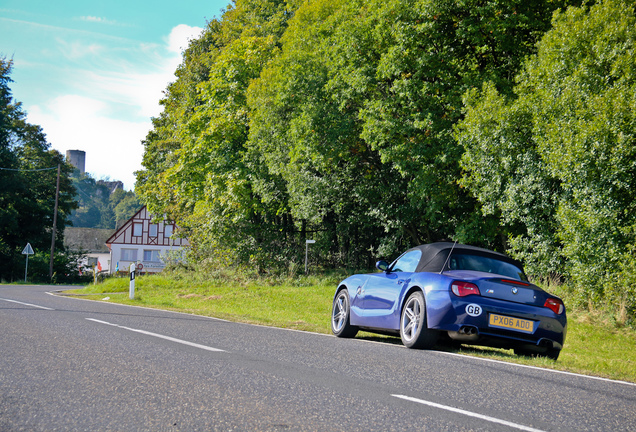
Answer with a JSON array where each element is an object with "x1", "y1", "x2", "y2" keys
[{"x1": 0, "y1": 166, "x2": 59, "y2": 172}]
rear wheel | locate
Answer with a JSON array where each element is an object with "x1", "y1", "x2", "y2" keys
[
  {"x1": 514, "y1": 348, "x2": 533, "y2": 358},
  {"x1": 331, "y1": 289, "x2": 358, "y2": 338},
  {"x1": 544, "y1": 348, "x2": 561, "y2": 361},
  {"x1": 400, "y1": 291, "x2": 438, "y2": 349}
]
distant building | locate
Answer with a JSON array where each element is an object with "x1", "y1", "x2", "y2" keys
[
  {"x1": 66, "y1": 150, "x2": 86, "y2": 175},
  {"x1": 64, "y1": 227, "x2": 113, "y2": 273},
  {"x1": 97, "y1": 179, "x2": 124, "y2": 194},
  {"x1": 105, "y1": 206, "x2": 189, "y2": 274}
]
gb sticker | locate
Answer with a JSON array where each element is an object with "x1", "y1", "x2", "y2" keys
[{"x1": 465, "y1": 304, "x2": 482, "y2": 317}]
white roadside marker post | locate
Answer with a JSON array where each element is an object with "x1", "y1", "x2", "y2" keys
[
  {"x1": 129, "y1": 262, "x2": 136, "y2": 300},
  {"x1": 305, "y1": 240, "x2": 315, "y2": 274}
]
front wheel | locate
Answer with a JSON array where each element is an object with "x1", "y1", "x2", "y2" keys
[
  {"x1": 331, "y1": 289, "x2": 358, "y2": 338},
  {"x1": 400, "y1": 291, "x2": 438, "y2": 349}
]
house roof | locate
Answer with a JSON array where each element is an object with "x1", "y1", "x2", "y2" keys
[
  {"x1": 105, "y1": 205, "x2": 188, "y2": 248},
  {"x1": 64, "y1": 227, "x2": 114, "y2": 253},
  {"x1": 105, "y1": 206, "x2": 145, "y2": 245}
]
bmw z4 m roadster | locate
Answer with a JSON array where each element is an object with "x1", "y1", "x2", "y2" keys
[{"x1": 331, "y1": 242, "x2": 566, "y2": 360}]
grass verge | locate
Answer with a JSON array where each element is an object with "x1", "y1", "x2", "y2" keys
[{"x1": 65, "y1": 271, "x2": 636, "y2": 383}]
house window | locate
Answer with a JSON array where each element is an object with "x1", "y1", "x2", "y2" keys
[
  {"x1": 121, "y1": 249, "x2": 138, "y2": 262},
  {"x1": 149, "y1": 224, "x2": 158, "y2": 237},
  {"x1": 164, "y1": 224, "x2": 173, "y2": 238},
  {"x1": 133, "y1": 223, "x2": 143, "y2": 237},
  {"x1": 143, "y1": 250, "x2": 161, "y2": 262}
]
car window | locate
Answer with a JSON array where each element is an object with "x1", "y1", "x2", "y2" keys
[
  {"x1": 449, "y1": 254, "x2": 527, "y2": 280},
  {"x1": 390, "y1": 250, "x2": 422, "y2": 273}
]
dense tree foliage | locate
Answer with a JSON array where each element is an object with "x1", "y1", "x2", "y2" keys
[
  {"x1": 457, "y1": 0, "x2": 636, "y2": 310},
  {"x1": 138, "y1": 0, "x2": 572, "y2": 271},
  {"x1": 0, "y1": 57, "x2": 77, "y2": 281},
  {"x1": 70, "y1": 174, "x2": 140, "y2": 229},
  {"x1": 248, "y1": 0, "x2": 574, "y2": 264},
  {"x1": 137, "y1": 0, "x2": 302, "y2": 268}
]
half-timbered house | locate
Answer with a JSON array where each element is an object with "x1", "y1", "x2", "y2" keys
[{"x1": 105, "y1": 206, "x2": 189, "y2": 274}]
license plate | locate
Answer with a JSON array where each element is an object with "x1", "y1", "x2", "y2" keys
[{"x1": 489, "y1": 314, "x2": 535, "y2": 334}]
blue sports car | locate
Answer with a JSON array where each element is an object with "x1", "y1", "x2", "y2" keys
[{"x1": 331, "y1": 242, "x2": 566, "y2": 360}]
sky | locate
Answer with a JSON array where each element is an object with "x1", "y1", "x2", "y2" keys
[{"x1": 1, "y1": 0, "x2": 229, "y2": 190}]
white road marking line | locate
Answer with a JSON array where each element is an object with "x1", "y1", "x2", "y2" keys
[
  {"x1": 85, "y1": 318, "x2": 227, "y2": 353},
  {"x1": 435, "y1": 350, "x2": 636, "y2": 387},
  {"x1": 392, "y1": 394, "x2": 547, "y2": 432},
  {"x1": 0, "y1": 298, "x2": 54, "y2": 310}
]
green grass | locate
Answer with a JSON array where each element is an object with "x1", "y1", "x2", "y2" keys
[{"x1": 66, "y1": 271, "x2": 636, "y2": 383}]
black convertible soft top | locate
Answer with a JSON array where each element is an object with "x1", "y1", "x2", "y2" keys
[{"x1": 408, "y1": 242, "x2": 525, "y2": 274}]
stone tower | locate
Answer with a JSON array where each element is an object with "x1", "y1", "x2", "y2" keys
[{"x1": 66, "y1": 150, "x2": 86, "y2": 175}]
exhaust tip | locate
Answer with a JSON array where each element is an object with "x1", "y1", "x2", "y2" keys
[
  {"x1": 460, "y1": 325, "x2": 478, "y2": 335},
  {"x1": 538, "y1": 339, "x2": 554, "y2": 349},
  {"x1": 449, "y1": 326, "x2": 479, "y2": 341}
]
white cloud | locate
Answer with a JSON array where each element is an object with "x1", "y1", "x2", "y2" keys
[
  {"x1": 78, "y1": 16, "x2": 121, "y2": 26},
  {"x1": 28, "y1": 95, "x2": 148, "y2": 191},
  {"x1": 22, "y1": 24, "x2": 204, "y2": 191},
  {"x1": 166, "y1": 24, "x2": 203, "y2": 55},
  {"x1": 81, "y1": 16, "x2": 106, "y2": 23},
  {"x1": 57, "y1": 38, "x2": 104, "y2": 60},
  {"x1": 53, "y1": 24, "x2": 203, "y2": 119}
]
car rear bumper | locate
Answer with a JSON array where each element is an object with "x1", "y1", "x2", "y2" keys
[{"x1": 427, "y1": 291, "x2": 567, "y2": 349}]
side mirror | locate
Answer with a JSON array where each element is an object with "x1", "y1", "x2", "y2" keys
[{"x1": 376, "y1": 260, "x2": 390, "y2": 272}]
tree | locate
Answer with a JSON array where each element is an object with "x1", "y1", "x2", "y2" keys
[
  {"x1": 137, "y1": 0, "x2": 300, "y2": 269},
  {"x1": 111, "y1": 189, "x2": 141, "y2": 228},
  {"x1": 69, "y1": 172, "x2": 138, "y2": 229},
  {"x1": 248, "y1": 0, "x2": 573, "y2": 263},
  {"x1": 0, "y1": 57, "x2": 77, "y2": 281},
  {"x1": 139, "y1": 0, "x2": 577, "y2": 270},
  {"x1": 70, "y1": 174, "x2": 113, "y2": 228},
  {"x1": 458, "y1": 0, "x2": 636, "y2": 309}
]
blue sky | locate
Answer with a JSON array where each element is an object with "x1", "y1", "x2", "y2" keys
[{"x1": 1, "y1": 0, "x2": 229, "y2": 190}]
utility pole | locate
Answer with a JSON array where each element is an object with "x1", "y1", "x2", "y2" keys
[{"x1": 49, "y1": 164, "x2": 60, "y2": 280}]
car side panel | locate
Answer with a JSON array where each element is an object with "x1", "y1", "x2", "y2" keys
[
  {"x1": 335, "y1": 274, "x2": 369, "y2": 326},
  {"x1": 358, "y1": 271, "x2": 412, "y2": 329},
  {"x1": 409, "y1": 273, "x2": 457, "y2": 329}
]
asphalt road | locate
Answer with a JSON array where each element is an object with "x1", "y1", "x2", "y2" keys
[{"x1": 1, "y1": 285, "x2": 634, "y2": 432}]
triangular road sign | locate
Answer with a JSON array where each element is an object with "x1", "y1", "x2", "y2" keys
[{"x1": 22, "y1": 243, "x2": 34, "y2": 255}]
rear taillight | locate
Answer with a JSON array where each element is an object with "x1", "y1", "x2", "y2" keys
[
  {"x1": 500, "y1": 279, "x2": 530, "y2": 286},
  {"x1": 544, "y1": 298, "x2": 565, "y2": 315},
  {"x1": 451, "y1": 281, "x2": 481, "y2": 297}
]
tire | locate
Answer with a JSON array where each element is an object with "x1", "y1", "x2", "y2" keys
[
  {"x1": 514, "y1": 348, "x2": 533, "y2": 358},
  {"x1": 400, "y1": 291, "x2": 438, "y2": 349},
  {"x1": 545, "y1": 348, "x2": 561, "y2": 361},
  {"x1": 331, "y1": 289, "x2": 359, "y2": 338}
]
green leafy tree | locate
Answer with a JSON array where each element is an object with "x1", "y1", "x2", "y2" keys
[
  {"x1": 0, "y1": 57, "x2": 77, "y2": 281},
  {"x1": 70, "y1": 174, "x2": 113, "y2": 228},
  {"x1": 248, "y1": 0, "x2": 572, "y2": 264},
  {"x1": 139, "y1": 0, "x2": 576, "y2": 271},
  {"x1": 111, "y1": 189, "x2": 141, "y2": 228},
  {"x1": 458, "y1": 0, "x2": 636, "y2": 310},
  {"x1": 137, "y1": 0, "x2": 299, "y2": 269},
  {"x1": 457, "y1": 84, "x2": 564, "y2": 276},
  {"x1": 247, "y1": 0, "x2": 387, "y2": 267}
]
